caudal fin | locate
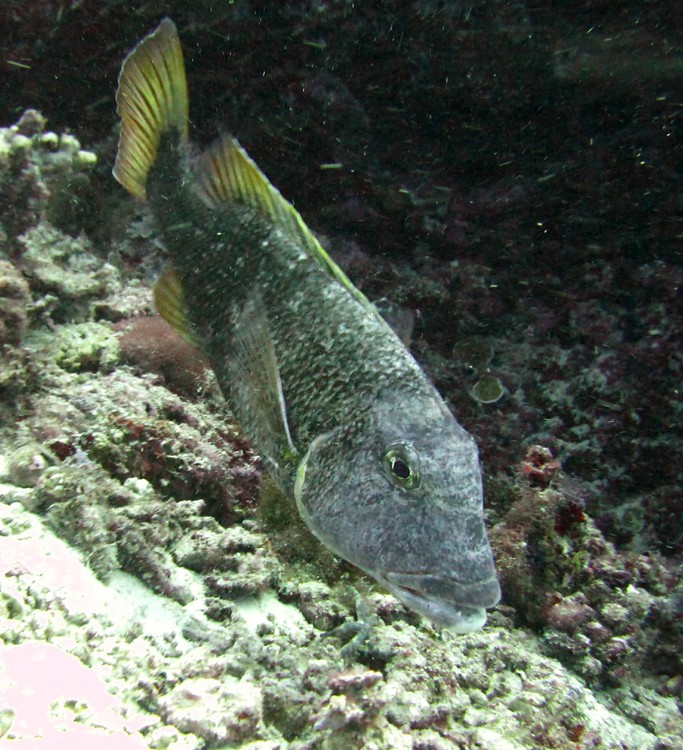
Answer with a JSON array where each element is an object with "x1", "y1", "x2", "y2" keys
[{"x1": 113, "y1": 18, "x2": 188, "y2": 201}]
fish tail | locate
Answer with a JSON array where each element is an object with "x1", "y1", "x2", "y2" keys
[{"x1": 113, "y1": 18, "x2": 188, "y2": 201}]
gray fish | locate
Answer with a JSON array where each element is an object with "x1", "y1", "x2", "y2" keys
[{"x1": 113, "y1": 18, "x2": 500, "y2": 631}]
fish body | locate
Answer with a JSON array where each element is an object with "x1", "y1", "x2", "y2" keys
[{"x1": 114, "y1": 18, "x2": 500, "y2": 631}]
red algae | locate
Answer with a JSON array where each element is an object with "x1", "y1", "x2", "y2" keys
[{"x1": 115, "y1": 315, "x2": 210, "y2": 397}]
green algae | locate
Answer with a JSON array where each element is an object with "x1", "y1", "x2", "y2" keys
[
  {"x1": 52, "y1": 321, "x2": 120, "y2": 373},
  {"x1": 471, "y1": 373, "x2": 506, "y2": 404},
  {"x1": 18, "y1": 222, "x2": 119, "y2": 318}
]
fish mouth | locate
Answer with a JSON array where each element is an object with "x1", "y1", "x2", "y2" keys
[{"x1": 382, "y1": 571, "x2": 501, "y2": 633}]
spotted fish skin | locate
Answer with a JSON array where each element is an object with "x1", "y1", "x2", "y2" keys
[{"x1": 114, "y1": 18, "x2": 500, "y2": 631}]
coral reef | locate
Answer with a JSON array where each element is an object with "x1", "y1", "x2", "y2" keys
[
  {"x1": 0, "y1": 107, "x2": 680, "y2": 750},
  {"x1": 2, "y1": 497, "x2": 680, "y2": 749},
  {"x1": 0, "y1": 109, "x2": 97, "y2": 237},
  {"x1": 490, "y1": 446, "x2": 682, "y2": 688},
  {"x1": 0, "y1": 2, "x2": 682, "y2": 747},
  {"x1": 0, "y1": 259, "x2": 30, "y2": 347}
]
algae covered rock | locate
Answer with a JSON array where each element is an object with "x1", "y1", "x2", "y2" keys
[
  {"x1": 0, "y1": 258, "x2": 33, "y2": 399},
  {"x1": 0, "y1": 109, "x2": 97, "y2": 237},
  {"x1": 158, "y1": 675, "x2": 263, "y2": 744},
  {"x1": 18, "y1": 222, "x2": 119, "y2": 322},
  {"x1": 36, "y1": 462, "x2": 122, "y2": 581},
  {"x1": 52, "y1": 321, "x2": 120, "y2": 373},
  {"x1": 0, "y1": 259, "x2": 30, "y2": 346}
]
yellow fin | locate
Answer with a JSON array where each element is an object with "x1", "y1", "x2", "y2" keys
[
  {"x1": 113, "y1": 18, "x2": 189, "y2": 201},
  {"x1": 194, "y1": 135, "x2": 381, "y2": 319},
  {"x1": 153, "y1": 267, "x2": 196, "y2": 345}
]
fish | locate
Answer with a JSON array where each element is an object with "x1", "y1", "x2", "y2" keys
[{"x1": 113, "y1": 18, "x2": 500, "y2": 632}]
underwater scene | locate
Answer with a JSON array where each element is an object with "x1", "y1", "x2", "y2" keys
[{"x1": 0, "y1": 2, "x2": 681, "y2": 748}]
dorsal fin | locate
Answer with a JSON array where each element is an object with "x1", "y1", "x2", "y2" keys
[
  {"x1": 113, "y1": 18, "x2": 189, "y2": 201},
  {"x1": 194, "y1": 135, "x2": 382, "y2": 320},
  {"x1": 153, "y1": 266, "x2": 197, "y2": 346}
]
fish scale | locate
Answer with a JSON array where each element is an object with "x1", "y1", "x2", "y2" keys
[
  {"x1": 113, "y1": 17, "x2": 500, "y2": 631},
  {"x1": 149, "y1": 137, "x2": 426, "y2": 471}
]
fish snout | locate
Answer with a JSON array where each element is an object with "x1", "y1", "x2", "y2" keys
[
  {"x1": 383, "y1": 571, "x2": 501, "y2": 632},
  {"x1": 387, "y1": 571, "x2": 501, "y2": 609}
]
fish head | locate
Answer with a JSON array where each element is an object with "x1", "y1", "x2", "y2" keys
[{"x1": 294, "y1": 388, "x2": 500, "y2": 633}]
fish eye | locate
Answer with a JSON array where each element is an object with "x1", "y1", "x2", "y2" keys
[{"x1": 383, "y1": 443, "x2": 420, "y2": 489}]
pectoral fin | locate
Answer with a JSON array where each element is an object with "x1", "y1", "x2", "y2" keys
[{"x1": 227, "y1": 294, "x2": 296, "y2": 469}]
